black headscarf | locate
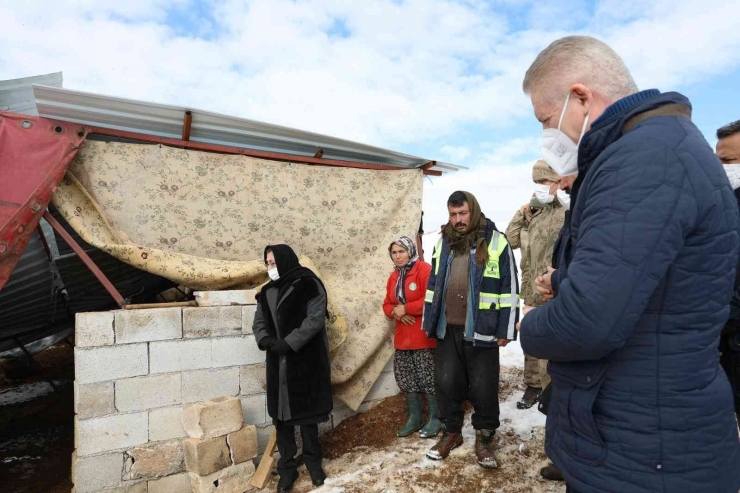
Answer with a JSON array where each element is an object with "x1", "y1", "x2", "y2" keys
[{"x1": 262, "y1": 244, "x2": 329, "y2": 316}]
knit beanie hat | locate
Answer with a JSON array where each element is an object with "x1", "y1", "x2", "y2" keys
[{"x1": 532, "y1": 160, "x2": 559, "y2": 183}]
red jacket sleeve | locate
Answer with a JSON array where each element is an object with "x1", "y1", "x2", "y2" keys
[
  {"x1": 405, "y1": 262, "x2": 431, "y2": 316},
  {"x1": 383, "y1": 274, "x2": 396, "y2": 319}
]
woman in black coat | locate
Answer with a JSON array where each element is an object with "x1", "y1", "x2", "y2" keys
[{"x1": 252, "y1": 244, "x2": 333, "y2": 493}]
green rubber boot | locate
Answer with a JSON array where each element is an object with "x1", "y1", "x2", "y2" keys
[
  {"x1": 419, "y1": 394, "x2": 443, "y2": 438},
  {"x1": 397, "y1": 393, "x2": 424, "y2": 437}
]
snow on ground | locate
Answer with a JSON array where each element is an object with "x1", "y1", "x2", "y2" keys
[
  {"x1": 263, "y1": 359, "x2": 560, "y2": 493},
  {"x1": 0, "y1": 381, "x2": 56, "y2": 406}
]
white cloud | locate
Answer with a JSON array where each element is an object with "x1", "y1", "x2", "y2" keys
[
  {"x1": 2, "y1": 0, "x2": 740, "y2": 254},
  {"x1": 439, "y1": 145, "x2": 471, "y2": 162},
  {"x1": 1, "y1": 0, "x2": 738, "y2": 153}
]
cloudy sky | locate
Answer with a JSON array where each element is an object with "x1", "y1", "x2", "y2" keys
[{"x1": 1, "y1": 0, "x2": 739, "y2": 246}]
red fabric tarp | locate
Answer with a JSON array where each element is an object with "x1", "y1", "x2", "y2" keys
[{"x1": 0, "y1": 111, "x2": 87, "y2": 291}]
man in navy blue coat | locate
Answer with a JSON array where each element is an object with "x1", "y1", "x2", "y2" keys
[{"x1": 519, "y1": 36, "x2": 740, "y2": 493}]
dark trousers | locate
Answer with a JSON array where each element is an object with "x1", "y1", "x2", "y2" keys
[
  {"x1": 275, "y1": 421, "x2": 323, "y2": 478},
  {"x1": 435, "y1": 325, "x2": 500, "y2": 434},
  {"x1": 720, "y1": 337, "x2": 740, "y2": 415}
]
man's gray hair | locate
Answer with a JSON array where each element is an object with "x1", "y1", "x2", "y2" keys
[
  {"x1": 523, "y1": 36, "x2": 638, "y2": 103},
  {"x1": 717, "y1": 120, "x2": 740, "y2": 140}
]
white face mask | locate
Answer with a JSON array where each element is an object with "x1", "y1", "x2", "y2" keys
[
  {"x1": 541, "y1": 92, "x2": 591, "y2": 177},
  {"x1": 557, "y1": 189, "x2": 571, "y2": 210},
  {"x1": 267, "y1": 267, "x2": 280, "y2": 281},
  {"x1": 724, "y1": 164, "x2": 740, "y2": 190},
  {"x1": 534, "y1": 183, "x2": 555, "y2": 204}
]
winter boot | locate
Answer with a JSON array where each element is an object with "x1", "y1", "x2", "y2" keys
[
  {"x1": 419, "y1": 394, "x2": 443, "y2": 438},
  {"x1": 397, "y1": 393, "x2": 424, "y2": 437},
  {"x1": 516, "y1": 385, "x2": 542, "y2": 410},
  {"x1": 309, "y1": 468, "x2": 326, "y2": 487},
  {"x1": 426, "y1": 428, "x2": 463, "y2": 460},
  {"x1": 474, "y1": 429, "x2": 498, "y2": 469},
  {"x1": 540, "y1": 463, "x2": 565, "y2": 481},
  {"x1": 276, "y1": 470, "x2": 299, "y2": 493}
]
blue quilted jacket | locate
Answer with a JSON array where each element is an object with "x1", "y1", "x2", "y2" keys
[{"x1": 521, "y1": 90, "x2": 740, "y2": 493}]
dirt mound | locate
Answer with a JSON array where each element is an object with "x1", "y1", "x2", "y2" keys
[{"x1": 261, "y1": 366, "x2": 563, "y2": 493}]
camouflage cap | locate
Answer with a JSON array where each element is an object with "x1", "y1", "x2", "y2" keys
[{"x1": 532, "y1": 159, "x2": 559, "y2": 183}]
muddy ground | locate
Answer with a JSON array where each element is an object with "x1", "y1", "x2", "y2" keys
[
  {"x1": 259, "y1": 366, "x2": 564, "y2": 493},
  {"x1": 0, "y1": 342, "x2": 74, "y2": 493},
  {"x1": 0, "y1": 344, "x2": 560, "y2": 493}
]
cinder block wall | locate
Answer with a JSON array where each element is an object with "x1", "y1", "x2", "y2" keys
[{"x1": 72, "y1": 303, "x2": 399, "y2": 493}]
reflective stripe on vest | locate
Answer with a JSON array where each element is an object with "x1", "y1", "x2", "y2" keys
[
  {"x1": 425, "y1": 290, "x2": 434, "y2": 304},
  {"x1": 484, "y1": 231, "x2": 508, "y2": 279},
  {"x1": 432, "y1": 238, "x2": 443, "y2": 275}
]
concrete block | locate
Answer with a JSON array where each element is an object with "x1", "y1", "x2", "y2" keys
[
  {"x1": 115, "y1": 307, "x2": 182, "y2": 344},
  {"x1": 331, "y1": 404, "x2": 356, "y2": 428},
  {"x1": 148, "y1": 472, "x2": 191, "y2": 493},
  {"x1": 75, "y1": 381, "x2": 115, "y2": 419},
  {"x1": 149, "y1": 406, "x2": 187, "y2": 441},
  {"x1": 116, "y1": 373, "x2": 182, "y2": 412},
  {"x1": 181, "y1": 396, "x2": 243, "y2": 440},
  {"x1": 124, "y1": 439, "x2": 184, "y2": 480},
  {"x1": 76, "y1": 311, "x2": 115, "y2": 348},
  {"x1": 239, "y1": 394, "x2": 266, "y2": 425},
  {"x1": 75, "y1": 344, "x2": 148, "y2": 384},
  {"x1": 183, "y1": 436, "x2": 231, "y2": 476},
  {"x1": 255, "y1": 423, "x2": 275, "y2": 454},
  {"x1": 363, "y1": 369, "x2": 400, "y2": 401},
  {"x1": 241, "y1": 306, "x2": 257, "y2": 334},
  {"x1": 72, "y1": 452, "x2": 123, "y2": 493},
  {"x1": 188, "y1": 461, "x2": 256, "y2": 493},
  {"x1": 318, "y1": 418, "x2": 334, "y2": 437},
  {"x1": 383, "y1": 355, "x2": 394, "y2": 373},
  {"x1": 149, "y1": 339, "x2": 212, "y2": 374},
  {"x1": 226, "y1": 425, "x2": 258, "y2": 464},
  {"x1": 195, "y1": 290, "x2": 257, "y2": 306},
  {"x1": 239, "y1": 364, "x2": 266, "y2": 396},
  {"x1": 99, "y1": 482, "x2": 148, "y2": 493},
  {"x1": 76, "y1": 412, "x2": 148, "y2": 457},
  {"x1": 182, "y1": 368, "x2": 239, "y2": 404},
  {"x1": 212, "y1": 335, "x2": 262, "y2": 368},
  {"x1": 183, "y1": 306, "x2": 242, "y2": 339}
]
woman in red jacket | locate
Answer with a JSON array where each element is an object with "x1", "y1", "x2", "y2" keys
[{"x1": 383, "y1": 236, "x2": 441, "y2": 438}]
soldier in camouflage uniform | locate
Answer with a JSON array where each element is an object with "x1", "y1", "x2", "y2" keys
[
  {"x1": 506, "y1": 161, "x2": 566, "y2": 410},
  {"x1": 505, "y1": 196, "x2": 541, "y2": 407}
]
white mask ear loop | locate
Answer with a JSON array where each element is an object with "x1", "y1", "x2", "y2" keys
[
  {"x1": 556, "y1": 92, "x2": 571, "y2": 131},
  {"x1": 577, "y1": 111, "x2": 591, "y2": 146}
]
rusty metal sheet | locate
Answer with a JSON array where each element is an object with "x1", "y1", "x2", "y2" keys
[{"x1": 0, "y1": 111, "x2": 87, "y2": 291}]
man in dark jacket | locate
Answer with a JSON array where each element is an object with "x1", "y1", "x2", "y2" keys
[
  {"x1": 252, "y1": 245, "x2": 332, "y2": 493},
  {"x1": 423, "y1": 191, "x2": 519, "y2": 468},
  {"x1": 519, "y1": 36, "x2": 740, "y2": 493},
  {"x1": 717, "y1": 120, "x2": 740, "y2": 424}
]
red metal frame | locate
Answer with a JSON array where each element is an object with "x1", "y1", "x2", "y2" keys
[
  {"x1": 182, "y1": 111, "x2": 192, "y2": 141},
  {"x1": 87, "y1": 126, "x2": 443, "y2": 176},
  {"x1": 43, "y1": 210, "x2": 126, "y2": 307},
  {"x1": 36, "y1": 224, "x2": 52, "y2": 261}
]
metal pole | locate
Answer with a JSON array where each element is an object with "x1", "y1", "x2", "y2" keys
[{"x1": 42, "y1": 211, "x2": 126, "y2": 307}]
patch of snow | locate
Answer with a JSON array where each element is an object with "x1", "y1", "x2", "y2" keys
[
  {"x1": 0, "y1": 381, "x2": 55, "y2": 406},
  {"x1": 499, "y1": 338, "x2": 525, "y2": 369}
]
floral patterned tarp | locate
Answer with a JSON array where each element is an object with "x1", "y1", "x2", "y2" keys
[{"x1": 52, "y1": 140, "x2": 423, "y2": 410}]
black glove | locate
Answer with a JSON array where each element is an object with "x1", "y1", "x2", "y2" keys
[
  {"x1": 272, "y1": 339, "x2": 292, "y2": 356},
  {"x1": 258, "y1": 336, "x2": 277, "y2": 351}
]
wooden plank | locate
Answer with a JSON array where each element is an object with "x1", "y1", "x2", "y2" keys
[
  {"x1": 123, "y1": 301, "x2": 197, "y2": 310},
  {"x1": 250, "y1": 429, "x2": 278, "y2": 488}
]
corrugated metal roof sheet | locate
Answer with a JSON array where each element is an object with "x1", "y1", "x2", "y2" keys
[
  {"x1": 0, "y1": 72, "x2": 62, "y2": 116},
  {"x1": 30, "y1": 84, "x2": 462, "y2": 172},
  {"x1": 0, "y1": 210, "x2": 173, "y2": 348}
]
